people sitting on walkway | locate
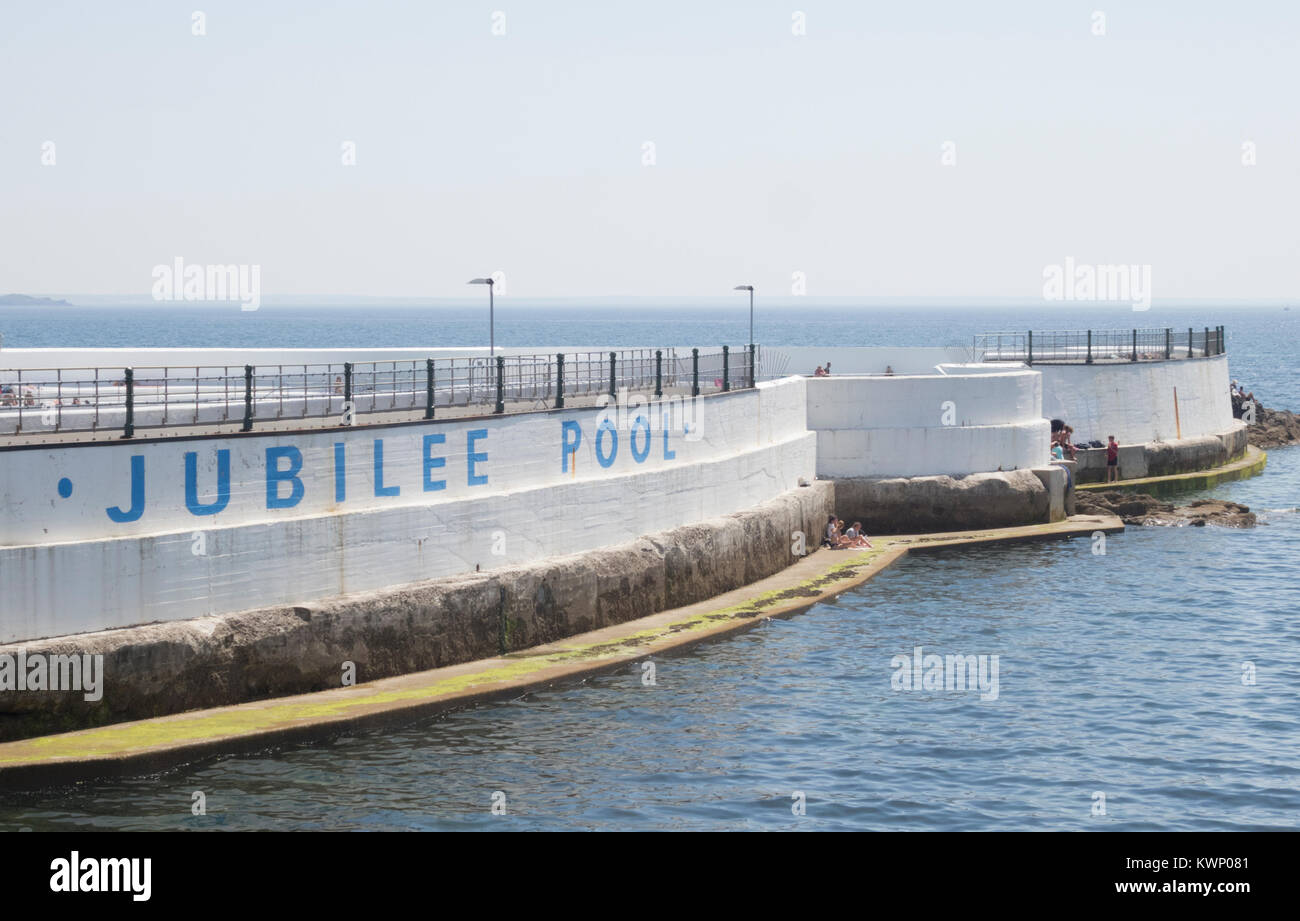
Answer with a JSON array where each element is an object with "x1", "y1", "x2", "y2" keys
[{"x1": 839, "y1": 521, "x2": 873, "y2": 549}]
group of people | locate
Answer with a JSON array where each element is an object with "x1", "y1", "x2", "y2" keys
[
  {"x1": 0, "y1": 385, "x2": 36, "y2": 407},
  {"x1": 1231, "y1": 379, "x2": 1256, "y2": 420},
  {"x1": 1050, "y1": 423, "x2": 1079, "y2": 461},
  {"x1": 823, "y1": 515, "x2": 872, "y2": 550},
  {"x1": 812, "y1": 362, "x2": 833, "y2": 377},
  {"x1": 1050, "y1": 419, "x2": 1094, "y2": 461}
]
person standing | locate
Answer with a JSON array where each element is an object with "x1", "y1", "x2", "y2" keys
[{"x1": 1106, "y1": 435, "x2": 1120, "y2": 483}]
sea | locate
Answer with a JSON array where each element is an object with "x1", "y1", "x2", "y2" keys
[{"x1": 0, "y1": 300, "x2": 1296, "y2": 831}]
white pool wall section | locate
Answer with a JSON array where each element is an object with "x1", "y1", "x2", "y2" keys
[
  {"x1": 0, "y1": 378, "x2": 815, "y2": 642},
  {"x1": 808, "y1": 369, "x2": 1049, "y2": 478},
  {"x1": 1037, "y1": 354, "x2": 1233, "y2": 444}
]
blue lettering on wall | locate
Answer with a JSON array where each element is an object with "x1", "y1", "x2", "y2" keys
[
  {"x1": 561, "y1": 421, "x2": 582, "y2": 473},
  {"x1": 467, "y1": 429, "x2": 489, "y2": 486},
  {"x1": 423, "y1": 433, "x2": 447, "y2": 491},
  {"x1": 106, "y1": 455, "x2": 146, "y2": 523},
  {"x1": 596, "y1": 419, "x2": 618, "y2": 468},
  {"x1": 184, "y1": 449, "x2": 231, "y2": 516},
  {"x1": 630, "y1": 415, "x2": 651, "y2": 463},
  {"x1": 662, "y1": 412, "x2": 676, "y2": 460},
  {"x1": 266, "y1": 445, "x2": 305, "y2": 509},
  {"x1": 334, "y1": 443, "x2": 346, "y2": 503},
  {"x1": 373, "y1": 439, "x2": 400, "y2": 497}
]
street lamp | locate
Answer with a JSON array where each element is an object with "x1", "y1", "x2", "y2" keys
[
  {"x1": 733, "y1": 285, "x2": 754, "y2": 347},
  {"x1": 468, "y1": 277, "x2": 495, "y2": 356}
]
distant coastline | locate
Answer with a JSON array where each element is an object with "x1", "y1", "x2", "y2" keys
[{"x1": 0, "y1": 294, "x2": 72, "y2": 307}]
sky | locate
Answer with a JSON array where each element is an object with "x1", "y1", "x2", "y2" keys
[{"x1": 1, "y1": 0, "x2": 1297, "y2": 301}]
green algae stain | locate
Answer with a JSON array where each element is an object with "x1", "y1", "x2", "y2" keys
[{"x1": 0, "y1": 549, "x2": 906, "y2": 767}]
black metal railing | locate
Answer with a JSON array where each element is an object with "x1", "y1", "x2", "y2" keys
[
  {"x1": 975, "y1": 326, "x2": 1225, "y2": 364},
  {"x1": 0, "y1": 345, "x2": 760, "y2": 438}
]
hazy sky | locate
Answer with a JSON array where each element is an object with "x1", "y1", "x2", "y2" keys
[{"x1": 2, "y1": 1, "x2": 1296, "y2": 300}]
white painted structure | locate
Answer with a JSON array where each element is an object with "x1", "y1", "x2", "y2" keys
[
  {"x1": 0, "y1": 342, "x2": 1241, "y2": 643},
  {"x1": 0, "y1": 379, "x2": 815, "y2": 641},
  {"x1": 1036, "y1": 354, "x2": 1233, "y2": 444},
  {"x1": 807, "y1": 369, "x2": 1049, "y2": 478}
]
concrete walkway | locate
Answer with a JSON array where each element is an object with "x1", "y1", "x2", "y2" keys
[
  {"x1": 0, "y1": 513, "x2": 1123, "y2": 788},
  {"x1": 1076, "y1": 446, "x2": 1267, "y2": 497}
]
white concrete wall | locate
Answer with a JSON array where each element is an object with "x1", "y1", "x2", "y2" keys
[
  {"x1": 807, "y1": 370, "x2": 1050, "y2": 477},
  {"x1": 0, "y1": 379, "x2": 815, "y2": 642},
  {"x1": 1037, "y1": 354, "x2": 1233, "y2": 444}
]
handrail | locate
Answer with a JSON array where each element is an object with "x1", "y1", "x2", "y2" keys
[
  {"x1": 974, "y1": 326, "x2": 1225, "y2": 363},
  {"x1": 0, "y1": 345, "x2": 760, "y2": 438}
]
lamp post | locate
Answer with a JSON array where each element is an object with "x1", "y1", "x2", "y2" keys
[
  {"x1": 733, "y1": 284, "x2": 754, "y2": 346},
  {"x1": 468, "y1": 277, "x2": 495, "y2": 356}
]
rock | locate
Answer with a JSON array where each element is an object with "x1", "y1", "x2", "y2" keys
[
  {"x1": 1075, "y1": 490, "x2": 1256, "y2": 528},
  {"x1": 1247, "y1": 405, "x2": 1300, "y2": 449}
]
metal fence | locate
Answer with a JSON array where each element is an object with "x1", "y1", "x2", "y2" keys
[
  {"x1": 975, "y1": 326, "x2": 1226, "y2": 364},
  {"x1": 0, "y1": 345, "x2": 759, "y2": 437}
]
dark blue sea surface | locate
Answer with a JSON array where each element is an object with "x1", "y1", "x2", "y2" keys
[{"x1": 0, "y1": 303, "x2": 1295, "y2": 830}]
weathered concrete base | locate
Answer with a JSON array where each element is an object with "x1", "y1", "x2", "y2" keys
[
  {"x1": 0, "y1": 513, "x2": 1125, "y2": 788},
  {"x1": 0, "y1": 482, "x2": 834, "y2": 741},
  {"x1": 830, "y1": 468, "x2": 1056, "y2": 534},
  {"x1": 1077, "y1": 445, "x2": 1267, "y2": 498},
  {"x1": 1073, "y1": 423, "x2": 1248, "y2": 483}
]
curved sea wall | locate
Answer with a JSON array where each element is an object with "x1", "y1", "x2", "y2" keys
[
  {"x1": 808, "y1": 370, "x2": 1050, "y2": 478},
  {"x1": 1038, "y1": 353, "x2": 1233, "y2": 444},
  {"x1": 0, "y1": 482, "x2": 833, "y2": 739},
  {"x1": 0, "y1": 378, "x2": 815, "y2": 643}
]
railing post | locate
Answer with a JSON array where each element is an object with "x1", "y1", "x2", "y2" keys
[
  {"x1": 722, "y1": 345, "x2": 730, "y2": 392},
  {"x1": 495, "y1": 355, "x2": 505, "y2": 414},
  {"x1": 343, "y1": 362, "x2": 353, "y2": 406},
  {"x1": 1131, "y1": 329, "x2": 1137, "y2": 362},
  {"x1": 691, "y1": 348, "x2": 700, "y2": 397},
  {"x1": 123, "y1": 368, "x2": 135, "y2": 438},
  {"x1": 555, "y1": 353, "x2": 565, "y2": 409},
  {"x1": 654, "y1": 350, "x2": 663, "y2": 398},
  {"x1": 1187, "y1": 327, "x2": 1193, "y2": 359},
  {"x1": 608, "y1": 351, "x2": 617, "y2": 399},
  {"x1": 1027, "y1": 330, "x2": 1033, "y2": 365},
  {"x1": 1204, "y1": 327, "x2": 1209, "y2": 358},
  {"x1": 242, "y1": 364, "x2": 254, "y2": 431},
  {"x1": 1165, "y1": 327, "x2": 1171, "y2": 360},
  {"x1": 424, "y1": 358, "x2": 435, "y2": 419},
  {"x1": 748, "y1": 343, "x2": 756, "y2": 387},
  {"x1": 1086, "y1": 329, "x2": 1092, "y2": 364}
]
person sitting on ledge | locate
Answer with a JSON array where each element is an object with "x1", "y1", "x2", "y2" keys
[
  {"x1": 823, "y1": 514, "x2": 838, "y2": 548},
  {"x1": 1106, "y1": 435, "x2": 1120, "y2": 483},
  {"x1": 840, "y1": 522, "x2": 873, "y2": 549},
  {"x1": 813, "y1": 365, "x2": 826, "y2": 377},
  {"x1": 884, "y1": 365, "x2": 894, "y2": 376}
]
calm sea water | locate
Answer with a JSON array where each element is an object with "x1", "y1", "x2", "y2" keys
[{"x1": 0, "y1": 302, "x2": 1296, "y2": 830}]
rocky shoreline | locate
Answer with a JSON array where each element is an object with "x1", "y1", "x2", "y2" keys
[
  {"x1": 1247, "y1": 404, "x2": 1300, "y2": 449},
  {"x1": 1076, "y1": 491, "x2": 1256, "y2": 528}
]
